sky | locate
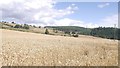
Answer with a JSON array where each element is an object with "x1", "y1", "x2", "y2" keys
[{"x1": 0, "y1": 0, "x2": 118, "y2": 28}]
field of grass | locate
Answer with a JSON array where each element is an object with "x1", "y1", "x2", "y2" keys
[
  {"x1": 0, "y1": 22, "x2": 65, "y2": 36},
  {"x1": 1, "y1": 29, "x2": 118, "y2": 66}
]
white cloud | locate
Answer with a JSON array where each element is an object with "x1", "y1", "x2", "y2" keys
[
  {"x1": 1, "y1": 0, "x2": 116, "y2": 28},
  {"x1": 55, "y1": 18, "x2": 82, "y2": 26},
  {"x1": 35, "y1": 17, "x2": 99, "y2": 28},
  {"x1": 97, "y1": 3, "x2": 110, "y2": 8},
  {"x1": 53, "y1": 14, "x2": 118, "y2": 28},
  {"x1": 0, "y1": 0, "x2": 99, "y2": 28},
  {"x1": 97, "y1": 14, "x2": 118, "y2": 27},
  {"x1": 24, "y1": 0, "x2": 54, "y2": 9},
  {"x1": 72, "y1": 4, "x2": 75, "y2": 6},
  {"x1": 1, "y1": 0, "x2": 79, "y2": 26},
  {"x1": 85, "y1": 23, "x2": 99, "y2": 28}
]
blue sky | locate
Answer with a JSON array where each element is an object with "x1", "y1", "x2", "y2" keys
[
  {"x1": 0, "y1": 0, "x2": 118, "y2": 28},
  {"x1": 54, "y1": 2, "x2": 118, "y2": 25}
]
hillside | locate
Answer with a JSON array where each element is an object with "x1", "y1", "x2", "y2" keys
[
  {"x1": 46, "y1": 26, "x2": 120, "y2": 40},
  {"x1": 1, "y1": 29, "x2": 118, "y2": 66},
  {"x1": 0, "y1": 22, "x2": 119, "y2": 40},
  {"x1": 46, "y1": 26, "x2": 92, "y2": 35},
  {"x1": 0, "y1": 22, "x2": 65, "y2": 36}
]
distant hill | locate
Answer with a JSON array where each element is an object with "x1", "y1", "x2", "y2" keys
[
  {"x1": 46, "y1": 26, "x2": 120, "y2": 40},
  {"x1": 0, "y1": 22, "x2": 119, "y2": 40},
  {"x1": 45, "y1": 26, "x2": 92, "y2": 35}
]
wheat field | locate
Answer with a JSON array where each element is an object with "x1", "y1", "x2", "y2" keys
[{"x1": 0, "y1": 29, "x2": 118, "y2": 66}]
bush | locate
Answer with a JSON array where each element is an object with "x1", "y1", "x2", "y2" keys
[
  {"x1": 39, "y1": 26, "x2": 41, "y2": 28},
  {"x1": 55, "y1": 30, "x2": 58, "y2": 33},
  {"x1": 14, "y1": 24, "x2": 22, "y2": 28},
  {"x1": 72, "y1": 34, "x2": 79, "y2": 37},
  {"x1": 33, "y1": 25, "x2": 36, "y2": 28},
  {"x1": 11, "y1": 22, "x2": 15, "y2": 24},
  {"x1": 45, "y1": 29, "x2": 49, "y2": 34},
  {"x1": 64, "y1": 35, "x2": 66, "y2": 36},
  {"x1": 23, "y1": 24, "x2": 29, "y2": 29}
]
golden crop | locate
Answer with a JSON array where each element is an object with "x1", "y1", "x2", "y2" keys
[{"x1": 1, "y1": 29, "x2": 118, "y2": 66}]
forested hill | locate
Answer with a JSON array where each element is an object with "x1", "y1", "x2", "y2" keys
[
  {"x1": 90, "y1": 27, "x2": 120, "y2": 40},
  {"x1": 46, "y1": 26, "x2": 120, "y2": 40},
  {"x1": 45, "y1": 26, "x2": 92, "y2": 35}
]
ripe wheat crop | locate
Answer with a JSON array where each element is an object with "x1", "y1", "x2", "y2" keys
[{"x1": 1, "y1": 29, "x2": 118, "y2": 66}]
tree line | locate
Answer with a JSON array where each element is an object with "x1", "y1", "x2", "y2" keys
[
  {"x1": 46, "y1": 26, "x2": 120, "y2": 40},
  {"x1": 14, "y1": 24, "x2": 29, "y2": 29},
  {"x1": 90, "y1": 27, "x2": 120, "y2": 40}
]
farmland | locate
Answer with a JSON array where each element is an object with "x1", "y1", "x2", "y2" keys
[{"x1": 1, "y1": 29, "x2": 118, "y2": 66}]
